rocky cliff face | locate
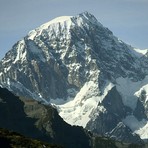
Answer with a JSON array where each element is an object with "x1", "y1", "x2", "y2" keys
[{"x1": 0, "y1": 12, "x2": 148, "y2": 143}]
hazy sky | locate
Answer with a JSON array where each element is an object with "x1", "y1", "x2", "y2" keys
[{"x1": 0, "y1": 0, "x2": 148, "y2": 59}]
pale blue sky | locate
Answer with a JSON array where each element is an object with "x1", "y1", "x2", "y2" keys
[{"x1": 0, "y1": 0, "x2": 148, "y2": 59}]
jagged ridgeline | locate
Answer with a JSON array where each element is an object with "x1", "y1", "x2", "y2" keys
[{"x1": 0, "y1": 12, "x2": 148, "y2": 144}]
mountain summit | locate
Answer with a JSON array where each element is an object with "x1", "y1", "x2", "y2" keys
[{"x1": 0, "y1": 12, "x2": 148, "y2": 143}]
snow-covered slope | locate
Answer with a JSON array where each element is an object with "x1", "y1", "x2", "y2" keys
[
  {"x1": 132, "y1": 48, "x2": 148, "y2": 57},
  {"x1": 0, "y1": 12, "x2": 148, "y2": 143},
  {"x1": 55, "y1": 81, "x2": 114, "y2": 127}
]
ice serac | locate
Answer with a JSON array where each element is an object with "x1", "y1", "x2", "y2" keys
[{"x1": 0, "y1": 11, "x2": 148, "y2": 143}]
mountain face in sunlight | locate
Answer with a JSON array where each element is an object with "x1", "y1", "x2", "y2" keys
[{"x1": 0, "y1": 12, "x2": 148, "y2": 143}]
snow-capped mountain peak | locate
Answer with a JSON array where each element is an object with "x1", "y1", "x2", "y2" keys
[
  {"x1": 28, "y1": 16, "x2": 72, "y2": 40},
  {"x1": 28, "y1": 12, "x2": 105, "y2": 41},
  {"x1": 0, "y1": 12, "x2": 148, "y2": 143},
  {"x1": 41, "y1": 16, "x2": 72, "y2": 27},
  {"x1": 75, "y1": 11, "x2": 103, "y2": 26}
]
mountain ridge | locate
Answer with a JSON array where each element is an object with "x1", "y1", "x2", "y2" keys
[{"x1": 1, "y1": 86, "x2": 144, "y2": 148}]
